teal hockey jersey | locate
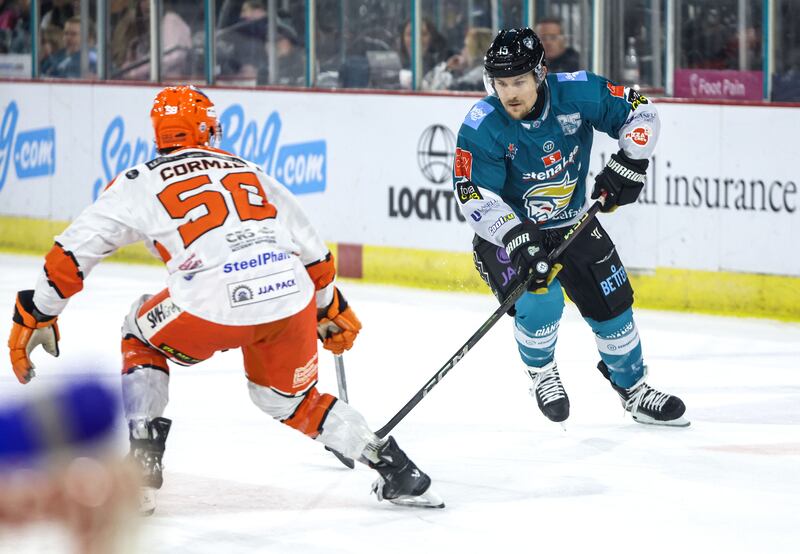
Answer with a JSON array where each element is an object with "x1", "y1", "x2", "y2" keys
[{"x1": 453, "y1": 70, "x2": 659, "y2": 244}]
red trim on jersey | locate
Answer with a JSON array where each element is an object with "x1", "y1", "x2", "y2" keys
[
  {"x1": 305, "y1": 252, "x2": 336, "y2": 290},
  {"x1": 153, "y1": 240, "x2": 172, "y2": 263},
  {"x1": 43, "y1": 242, "x2": 84, "y2": 298}
]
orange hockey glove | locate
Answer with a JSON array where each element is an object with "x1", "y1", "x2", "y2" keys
[
  {"x1": 317, "y1": 287, "x2": 362, "y2": 355},
  {"x1": 8, "y1": 290, "x2": 60, "y2": 384}
]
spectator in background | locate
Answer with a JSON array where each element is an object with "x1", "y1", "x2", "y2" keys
[
  {"x1": 8, "y1": 0, "x2": 29, "y2": 52},
  {"x1": 218, "y1": 0, "x2": 267, "y2": 81},
  {"x1": 0, "y1": 0, "x2": 22, "y2": 31},
  {"x1": 40, "y1": 0, "x2": 78, "y2": 31},
  {"x1": 257, "y1": 20, "x2": 305, "y2": 86},
  {"x1": 398, "y1": 18, "x2": 451, "y2": 89},
  {"x1": 1, "y1": 0, "x2": 30, "y2": 54},
  {"x1": 39, "y1": 24, "x2": 63, "y2": 74},
  {"x1": 111, "y1": 0, "x2": 191, "y2": 80},
  {"x1": 41, "y1": 16, "x2": 96, "y2": 78},
  {"x1": 535, "y1": 17, "x2": 580, "y2": 73},
  {"x1": 681, "y1": 7, "x2": 729, "y2": 69},
  {"x1": 719, "y1": 25, "x2": 762, "y2": 71},
  {"x1": 772, "y1": 46, "x2": 800, "y2": 101},
  {"x1": 421, "y1": 26, "x2": 493, "y2": 91}
]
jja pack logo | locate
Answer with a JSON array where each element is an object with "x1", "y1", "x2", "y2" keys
[
  {"x1": 92, "y1": 103, "x2": 326, "y2": 199},
  {"x1": 0, "y1": 101, "x2": 56, "y2": 192}
]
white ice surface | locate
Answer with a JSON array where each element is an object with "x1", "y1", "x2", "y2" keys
[{"x1": 0, "y1": 253, "x2": 798, "y2": 553}]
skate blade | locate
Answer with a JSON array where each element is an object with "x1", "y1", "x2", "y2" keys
[
  {"x1": 387, "y1": 488, "x2": 445, "y2": 509},
  {"x1": 632, "y1": 414, "x2": 691, "y2": 428},
  {"x1": 139, "y1": 487, "x2": 157, "y2": 516}
]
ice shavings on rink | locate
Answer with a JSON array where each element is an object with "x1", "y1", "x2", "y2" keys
[{"x1": 0, "y1": 253, "x2": 798, "y2": 554}]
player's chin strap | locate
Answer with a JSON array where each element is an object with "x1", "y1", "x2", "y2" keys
[{"x1": 375, "y1": 196, "x2": 606, "y2": 438}]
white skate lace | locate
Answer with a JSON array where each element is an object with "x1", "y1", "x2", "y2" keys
[
  {"x1": 626, "y1": 383, "x2": 669, "y2": 415},
  {"x1": 532, "y1": 366, "x2": 566, "y2": 405}
]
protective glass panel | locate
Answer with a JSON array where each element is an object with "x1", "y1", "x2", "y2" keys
[
  {"x1": 419, "y1": 0, "x2": 495, "y2": 92},
  {"x1": 316, "y1": 0, "x2": 409, "y2": 89},
  {"x1": 216, "y1": 1, "x2": 306, "y2": 87},
  {"x1": 161, "y1": 0, "x2": 203, "y2": 82},
  {"x1": 0, "y1": 0, "x2": 33, "y2": 77},
  {"x1": 772, "y1": 0, "x2": 800, "y2": 101},
  {"x1": 675, "y1": 0, "x2": 763, "y2": 99},
  {"x1": 603, "y1": 0, "x2": 666, "y2": 91},
  {"x1": 677, "y1": 0, "x2": 762, "y2": 71},
  {"x1": 499, "y1": 0, "x2": 527, "y2": 28},
  {"x1": 109, "y1": 0, "x2": 152, "y2": 80},
  {"x1": 39, "y1": 0, "x2": 97, "y2": 79},
  {"x1": 535, "y1": 0, "x2": 592, "y2": 74}
]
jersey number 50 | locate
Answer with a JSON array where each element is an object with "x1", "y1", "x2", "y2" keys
[{"x1": 157, "y1": 171, "x2": 277, "y2": 248}]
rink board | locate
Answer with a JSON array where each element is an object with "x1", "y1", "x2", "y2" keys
[
  {"x1": 0, "y1": 81, "x2": 798, "y2": 320},
  {"x1": 2, "y1": 215, "x2": 798, "y2": 321}
]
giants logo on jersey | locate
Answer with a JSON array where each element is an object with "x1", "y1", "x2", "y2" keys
[{"x1": 523, "y1": 171, "x2": 579, "y2": 224}]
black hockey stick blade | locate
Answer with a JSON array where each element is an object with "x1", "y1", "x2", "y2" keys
[
  {"x1": 325, "y1": 445, "x2": 356, "y2": 469},
  {"x1": 375, "y1": 198, "x2": 605, "y2": 438}
]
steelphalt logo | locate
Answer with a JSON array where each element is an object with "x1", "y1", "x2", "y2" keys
[{"x1": 388, "y1": 123, "x2": 466, "y2": 223}]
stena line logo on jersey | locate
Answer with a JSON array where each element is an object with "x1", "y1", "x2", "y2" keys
[
  {"x1": 0, "y1": 101, "x2": 56, "y2": 193},
  {"x1": 92, "y1": 104, "x2": 326, "y2": 199}
]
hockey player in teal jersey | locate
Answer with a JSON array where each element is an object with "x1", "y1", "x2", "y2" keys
[{"x1": 455, "y1": 28, "x2": 688, "y2": 427}]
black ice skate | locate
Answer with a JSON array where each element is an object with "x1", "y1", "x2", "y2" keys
[
  {"x1": 128, "y1": 417, "x2": 172, "y2": 516},
  {"x1": 527, "y1": 361, "x2": 570, "y2": 424},
  {"x1": 597, "y1": 361, "x2": 690, "y2": 427},
  {"x1": 368, "y1": 436, "x2": 444, "y2": 509}
]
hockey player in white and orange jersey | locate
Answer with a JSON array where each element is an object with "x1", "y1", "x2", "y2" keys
[{"x1": 7, "y1": 85, "x2": 443, "y2": 513}]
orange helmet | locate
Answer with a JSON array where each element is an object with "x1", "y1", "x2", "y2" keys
[{"x1": 150, "y1": 85, "x2": 220, "y2": 151}]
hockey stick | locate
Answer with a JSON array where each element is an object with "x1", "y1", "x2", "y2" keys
[
  {"x1": 325, "y1": 354, "x2": 356, "y2": 469},
  {"x1": 334, "y1": 354, "x2": 349, "y2": 404},
  {"x1": 375, "y1": 198, "x2": 605, "y2": 438}
]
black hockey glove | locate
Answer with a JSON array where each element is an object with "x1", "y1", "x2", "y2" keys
[
  {"x1": 591, "y1": 150, "x2": 649, "y2": 212},
  {"x1": 502, "y1": 221, "x2": 553, "y2": 293}
]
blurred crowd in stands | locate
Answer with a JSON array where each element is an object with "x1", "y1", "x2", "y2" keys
[{"x1": 0, "y1": 0, "x2": 798, "y2": 101}]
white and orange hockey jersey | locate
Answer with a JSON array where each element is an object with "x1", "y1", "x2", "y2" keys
[{"x1": 32, "y1": 146, "x2": 336, "y2": 325}]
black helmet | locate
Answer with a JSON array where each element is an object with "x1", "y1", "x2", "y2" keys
[{"x1": 484, "y1": 28, "x2": 547, "y2": 83}]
